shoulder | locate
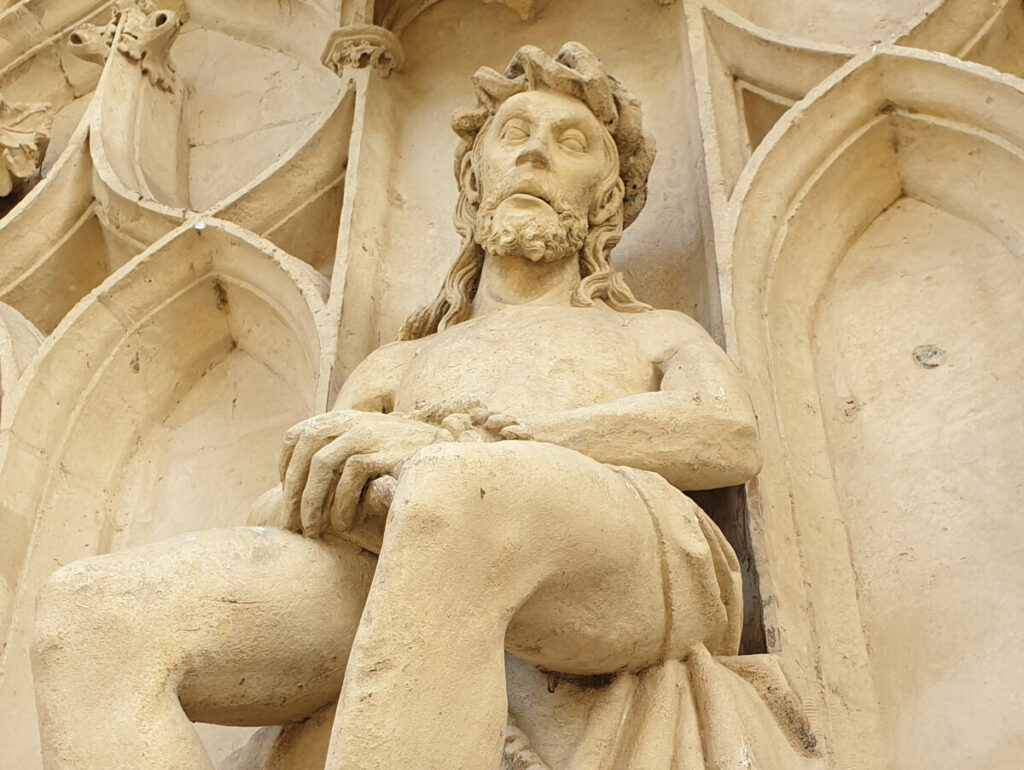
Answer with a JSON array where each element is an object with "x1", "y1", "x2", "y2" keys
[
  {"x1": 623, "y1": 308, "x2": 721, "y2": 360},
  {"x1": 334, "y1": 337, "x2": 429, "y2": 410},
  {"x1": 361, "y1": 337, "x2": 430, "y2": 367},
  {"x1": 349, "y1": 337, "x2": 432, "y2": 384}
]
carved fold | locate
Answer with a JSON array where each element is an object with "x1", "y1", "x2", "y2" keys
[
  {"x1": 0, "y1": 302, "x2": 43, "y2": 418},
  {"x1": 211, "y1": 81, "x2": 356, "y2": 274},
  {"x1": 0, "y1": 111, "x2": 103, "y2": 333},
  {"x1": 898, "y1": 0, "x2": 1024, "y2": 77},
  {"x1": 375, "y1": 0, "x2": 548, "y2": 37}
]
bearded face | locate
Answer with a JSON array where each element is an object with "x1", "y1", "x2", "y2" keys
[
  {"x1": 474, "y1": 194, "x2": 587, "y2": 263},
  {"x1": 470, "y1": 89, "x2": 618, "y2": 265}
]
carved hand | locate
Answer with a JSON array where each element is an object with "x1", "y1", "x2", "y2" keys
[
  {"x1": 411, "y1": 398, "x2": 533, "y2": 442},
  {"x1": 280, "y1": 410, "x2": 444, "y2": 538}
]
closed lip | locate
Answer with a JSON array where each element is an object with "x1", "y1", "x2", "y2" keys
[{"x1": 503, "y1": 184, "x2": 554, "y2": 208}]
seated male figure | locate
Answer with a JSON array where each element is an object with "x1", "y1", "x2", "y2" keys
[{"x1": 32, "y1": 43, "x2": 760, "y2": 770}]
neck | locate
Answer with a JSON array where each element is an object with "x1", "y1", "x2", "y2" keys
[{"x1": 471, "y1": 248, "x2": 582, "y2": 316}]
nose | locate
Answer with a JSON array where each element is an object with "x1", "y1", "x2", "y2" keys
[{"x1": 515, "y1": 133, "x2": 549, "y2": 170}]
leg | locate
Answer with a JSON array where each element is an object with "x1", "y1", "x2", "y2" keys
[
  {"x1": 32, "y1": 526, "x2": 374, "y2": 770},
  {"x1": 327, "y1": 441, "x2": 729, "y2": 770}
]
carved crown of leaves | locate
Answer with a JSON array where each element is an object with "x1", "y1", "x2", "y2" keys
[{"x1": 451, "y1": 42, "x2": 656, "y2": 228}]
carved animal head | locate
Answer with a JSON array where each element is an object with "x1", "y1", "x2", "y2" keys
[{"x1": 68, "y1": 22, "x2": 115, "y2": 66}]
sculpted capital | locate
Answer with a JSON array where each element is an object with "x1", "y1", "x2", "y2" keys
[{"x1": 321, "y1": 24, "x2": 405, "y2": 78}]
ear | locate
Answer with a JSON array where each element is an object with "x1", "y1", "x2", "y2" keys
[
  {"x1": 590, "y1": 177, "x2": 625, "y2": 226},
  {"x1": 460, "y1": 152, "x2": 480, "y2": 206}
]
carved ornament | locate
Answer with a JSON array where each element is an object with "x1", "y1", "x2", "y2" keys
[
  {"x1": 67, "y1": 20, "x2": 116, "y2": 66},
  {"x1": 117, "y1": 5, "x2": 182, "y2": 92},
  {"x1": 67, "y1": 1, "x2": 182, "y2": 92},
  {"x1": 0, "y1": 96, "x2": 52, "y2": 197},
  {"x1": 321, "y1": 24, "x2": 405, "y2": 78}
]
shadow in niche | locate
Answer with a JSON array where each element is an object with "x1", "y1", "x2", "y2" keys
[
  {"x1": 689, "y1": 485, "x2": 767, "y2": 655},
  {"x1": 0, "y1": 220, "x2": 328, "y2": 766}
]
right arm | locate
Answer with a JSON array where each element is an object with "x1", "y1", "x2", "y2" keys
[
  {"x1": 249, "y1": 338, "x2": 428, "y2": 534},
  {"x1": 279, "y1": 338, "x2": 444, "y2": 538}
]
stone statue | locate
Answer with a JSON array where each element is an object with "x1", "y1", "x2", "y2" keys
[{"x1": 31, "y1": 43, "x2": 810, "y2": 769}]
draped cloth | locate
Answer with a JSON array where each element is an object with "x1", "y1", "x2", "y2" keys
[
  {"x1": 504, "y1": 648, "x2": 823, "y2": 770},
  {"x1": 224, "y1": 472, "x2": 823, "y2": 770},
  {"x1": 502, "y1": 470, "x2": 823, "y2": 770}
]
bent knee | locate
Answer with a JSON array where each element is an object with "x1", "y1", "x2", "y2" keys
[
  {"x1": 389, "y1": 442, "x2": 533, "y2": 551},
  {"x1": 388, "y1": 441, "x2": 628, "y2": 556},
  {"x1": 33, "y1": 555, "x2": 157, "y2": 656}
]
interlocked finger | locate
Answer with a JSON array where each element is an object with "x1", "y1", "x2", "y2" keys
[
  {"x1": 483, "y1": 413, "x2": 519, "y2": 434},
  {"x1": 284, "y1": 432, "x2": 331, "y2": 526},
  {"x1": 412, "y1": 398, "x2": 487, "y2": 425},
  {"x1": 279, "y1": 421, "x2": 309, "y2": 484},
  {"x1": 299, "y1": 431, "x2": 368, "y2": 537},
  {"x1": 330, "y1": 452, "x2": 394, "y2": 535},
  {"x1": 279, "y1": 411, "x2": 362, "y2": 485},
  {"x1": 499, "y1": 423, "x2": 533, "y2": 440}
]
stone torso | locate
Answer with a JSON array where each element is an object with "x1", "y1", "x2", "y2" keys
[{"x1": 392, "y1": 305, "x2": 662, "y2": 417}]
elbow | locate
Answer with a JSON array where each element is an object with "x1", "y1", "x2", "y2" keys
[
  {"x1": 661, "y1": 414, "x2": 763, "y2": 491},
  {"x1": 735, "y1": 439, "x2": 763, "y2": 484},
  {"x1": 718, "y1": 417, "x2": 763, "y2": 486}
]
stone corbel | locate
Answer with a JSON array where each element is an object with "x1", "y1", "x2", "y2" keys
[
  {"x1": 0, "y1": 96, "x2": 52, "y2": 198},
  {"x1": 117, "y1": 4, "x2": 183, "y2": 92},
  {"x1": 321, "y1": 24, "x2": 405, "y2": 78},
  {"x1": 68, "y1": 1, "x2": 182, "y2": 92}
]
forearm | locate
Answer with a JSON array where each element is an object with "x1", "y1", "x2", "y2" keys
[{"x1": 524, "y1": 391, "x2": 762, "y2": 490}]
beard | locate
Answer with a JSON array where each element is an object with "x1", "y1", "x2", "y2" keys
[{"x1": 475, "y1": 196, "x2": 587, "y2": 264}]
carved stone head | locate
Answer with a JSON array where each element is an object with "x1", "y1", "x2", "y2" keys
[
  {"x1": 400, "y1": 43, "x2": 655, "y2": 341},
  {"x1": 454, "y1": 42, "x2": 656, "y2": 230}
]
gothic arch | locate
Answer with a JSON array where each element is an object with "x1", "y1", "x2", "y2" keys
[
  {"x1": 0, "y1": 221, "x2": 327, "y2": 700},
  {"x1": 721, "y1": 46, "x2": 1024, "y2": 766}
]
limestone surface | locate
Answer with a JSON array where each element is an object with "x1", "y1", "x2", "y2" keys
[{"x1": 0, "y1": 2, "x2": 1021, "y2": 769}]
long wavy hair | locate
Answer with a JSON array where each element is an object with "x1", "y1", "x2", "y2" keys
[{"x1": 399, "y1": 43, "x2": 656, "y2": 341}]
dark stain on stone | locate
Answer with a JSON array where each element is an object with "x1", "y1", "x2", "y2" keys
[{"x1": 213, "y1": 279, "x2": 229, "y2": 311}]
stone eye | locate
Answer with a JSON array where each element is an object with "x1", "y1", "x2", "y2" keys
[
  {"x1": 559, "y1": 130, "x2": 587, "y2": 153},
  {"x1": 501, "y1": 122, "x2": 529, "y2": 143}
]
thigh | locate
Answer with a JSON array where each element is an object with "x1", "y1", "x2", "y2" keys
[
  {"x1": 68, "y1": 526, "x2": 375, "y2": 726},
  {"x1": 427, "y1": 442, "x2": 731, "y2": 675},
  {"x1": 397, "y1": 441, "x2": 670, "y2": 674}
]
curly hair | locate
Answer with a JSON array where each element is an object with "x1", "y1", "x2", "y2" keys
[{"x1": 399, "y1": 42, "x2": 656, "y2": 341}]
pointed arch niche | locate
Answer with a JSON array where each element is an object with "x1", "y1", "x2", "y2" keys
[
  {"x1": 0, "y1": 221, "x2": 329, "y2": 764},
  {"x1": 722, "y1": 49, "x2": 1024, "y2": 768},
  {"x1": 329, "y1": 0, "x2": 709, "y2": 381}
]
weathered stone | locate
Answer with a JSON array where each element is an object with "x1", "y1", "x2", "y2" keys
[{"x1": 0, "y1": 2, "x2": 1020, "y2": 768}]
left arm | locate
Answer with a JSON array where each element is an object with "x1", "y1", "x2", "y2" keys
[{"x1": 516, "y1": 313, "x2": 761, "y2": 490}]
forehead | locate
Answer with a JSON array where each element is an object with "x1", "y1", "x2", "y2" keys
[{"x1": 491, "y1": 89, "x2": 604, "y2": 130}]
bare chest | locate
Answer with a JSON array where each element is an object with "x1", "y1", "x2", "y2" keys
[{"x1": 393, "y1": 307, "x2": 658, "y2": 416}]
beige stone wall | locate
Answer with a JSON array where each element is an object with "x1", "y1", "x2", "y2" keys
[
  {"x1": 702, "y1": 4, "x2": 1024, "y2": 766},
  {"x1": 0, "y1": 0, "x2": 1022, "y2": 767}
]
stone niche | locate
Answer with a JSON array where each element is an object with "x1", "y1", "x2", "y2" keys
[{"x1": 0, "y1": 0, "x2": 1022, "y2": 768}]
